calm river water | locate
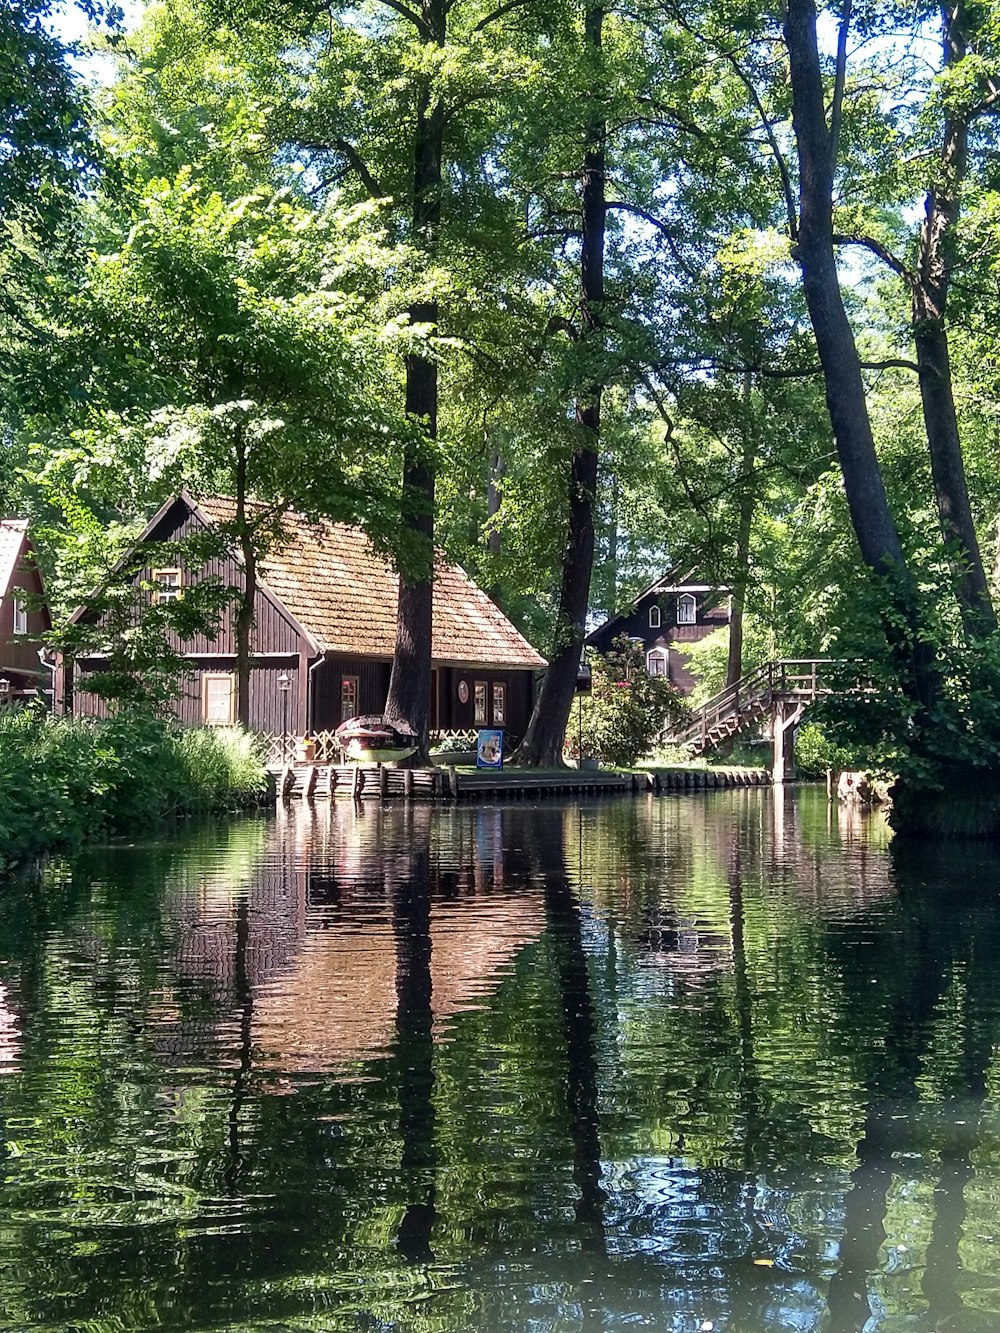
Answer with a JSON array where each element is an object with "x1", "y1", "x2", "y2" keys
[{"x1": 2, "y1": 789, "x2": 1000, "y2": 1332}]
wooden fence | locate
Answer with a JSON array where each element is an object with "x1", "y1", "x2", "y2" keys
[{"x1": 261, "y1": 727, "x2": 479, "y2": 767}]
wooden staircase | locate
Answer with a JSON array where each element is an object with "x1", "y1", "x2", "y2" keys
[{"x1": 668, "y1": 659, "x2": 845, "y2": 758}]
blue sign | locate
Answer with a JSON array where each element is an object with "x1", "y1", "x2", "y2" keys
[{"x1": 476, "y1": 728, "x2": 504, "y2": 769}]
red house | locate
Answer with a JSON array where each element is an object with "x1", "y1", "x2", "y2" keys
[
  {"x1": 0, "y1": 520, "x2": 52, "y2": 703},
  {"x1": 59, "y1": 493, "x2": 545, "y2": 742}
]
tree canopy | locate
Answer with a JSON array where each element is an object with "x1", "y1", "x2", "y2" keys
[{"x1": 8, "y1": 0, "x2": 1000, "y2": 805}]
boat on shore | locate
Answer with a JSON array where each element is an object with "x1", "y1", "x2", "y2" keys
[{"x1": 335, "y1": 715, "x2": 418, "y2": 763}]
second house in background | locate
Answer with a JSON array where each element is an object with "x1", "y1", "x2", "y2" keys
[{"x1": 587, "y1": 572, "x2": 730, "y2": 693}]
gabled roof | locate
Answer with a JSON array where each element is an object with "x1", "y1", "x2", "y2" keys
[
  {"x1": 169, "y1": 495, "x2": 545, "y2": 670},
  {"x1": 586, "y1": 568, "x2": 731, "y2": 646},
  {"x1": 633, "y1": 568, "x2": 731, "y2": 601},
  {"x1": 0, "y1": 520, "x2": 28, "y2": 598}
]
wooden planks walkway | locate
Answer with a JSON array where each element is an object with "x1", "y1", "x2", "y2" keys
[{"x1": 271, "y1": 763, "x2": 769, "y2": 804}]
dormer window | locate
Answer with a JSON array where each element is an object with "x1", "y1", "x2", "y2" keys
[
  {"x1": 648, "y1": 604, "x2": 661, "y2": 629},
  {"x1": 12, "y1": 596, "x2": 28, "y2": 636},
  {"x1": 152, "y1": 569, "x2": 182, "y2": 604},
  {"x1": 677, "y1": 593, "x2": 697, "y2": 625}
]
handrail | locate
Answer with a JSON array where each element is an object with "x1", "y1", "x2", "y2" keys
[{"x1": 669, "y1": 658, "x2": 848, "y2": 747}]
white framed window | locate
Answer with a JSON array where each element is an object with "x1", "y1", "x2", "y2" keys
[
  {"x1": 202, "y1": 672, "x2": 235, "y2": 725},
  {"x1": 12, "y1": 596, "x2": 28, "y2": 636},
  {"x1": 648, "y1": 604, "x2": 661, "y2": 629},
  {"x1": 474, "y1": 680, "x2": 488, "y2": 726},
  {"x1": 647, "y1": 649, "x2": 668, "y2": 677},
  {"x1": 341, "y1": 675, "x2": 359, "y2": 722},
  {"x1": 677, "y1": 593, "x2": 697, "y2": 625},
  {"x1": 152, "y1": 568, "x2": 182, "y2": 604},
  {"x1": 492, "y1": 682, "x2": 506, "y2": 726}
]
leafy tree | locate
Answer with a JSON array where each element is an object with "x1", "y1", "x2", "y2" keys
[
  {"x1": 24, "y1": 175, "x2": 412, "y2": 723},
  {"x1": 572, "y1": 636, "x2": 687, "y2": 767}
]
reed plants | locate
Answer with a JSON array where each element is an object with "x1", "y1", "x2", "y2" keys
[{"x1": 0, "y1": 707, "x2": 267, "y2": 868}]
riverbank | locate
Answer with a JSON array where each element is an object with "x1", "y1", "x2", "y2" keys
[
  {"x1": 274, "y1": 761, "x2": 772, "y2": 802},
  {"x1": 0, "y1": 710, "x2": 267, "y2": 869}
]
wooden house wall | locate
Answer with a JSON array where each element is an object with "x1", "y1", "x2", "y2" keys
[
  {"x1": 310, "y1": 657, "x2": 392, "y2": 732},
  {"x1": 125, "y1": 503, "x2": 305, "y2": 657},
  {"x1": 0, "y1": 542, "x2": 50, "y2": 688},
  {"x1": 72, "y1": 655, "x2": 305, "y2": 732},
  {"x1": 438, "y1": 665, "x2": 534, "y2": 739},
  {"x1": 589, "y1": 587, "x2": 729, "y2": 694},
  {"x1": 309, "y1": 657, "x2": 534, "y2": 740}
]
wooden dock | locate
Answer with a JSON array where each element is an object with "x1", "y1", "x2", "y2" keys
[{"x1": 272, "y1": 764, "x2": 769, "y2": 803}]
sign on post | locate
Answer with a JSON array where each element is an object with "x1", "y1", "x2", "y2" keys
[{"x1": 476, "y1": 729, "x2": 504, "y2": 769}]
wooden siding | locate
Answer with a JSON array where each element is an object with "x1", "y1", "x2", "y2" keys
[
  {"x1": 588, "y1": 585, "x2": 729, "y2": 695},
  {"x1": 73, "y1": 654, "x2": 304, "y2": 732},
  {"x1": 310, "y1": 656, "x2": 534, "y2": 740},
  {"x1": 78, "y1": 499, "x2": 307, "y2": 658},
  {"x1": 0, "y1": 538, "x2": 50, "y2": 690},
  {"x1": 310, "y1": 656, "x2": 392, "y2": 732},
  {"x1": 440, "y1": 666, "x2": 534, "y2": 740}
]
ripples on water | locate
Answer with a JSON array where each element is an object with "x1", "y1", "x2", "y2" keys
[{"x1": 2, "y1": 789, "x2": 1000, "y2": 1331}]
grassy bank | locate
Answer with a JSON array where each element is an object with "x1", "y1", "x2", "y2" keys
[{"x1": 0, "y1": 709, "x2": 267, "y2": 869}]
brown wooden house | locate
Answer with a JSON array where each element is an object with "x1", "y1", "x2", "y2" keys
[
  {"x1": 0, "y1": 520, "x2": 52, "y2": 703},
  {"x1": 587, "y1": 571, "x2": 730, "y2": 694},
  {"x1": 59, "y1": 493, "x2": 545, "y2": 740}
]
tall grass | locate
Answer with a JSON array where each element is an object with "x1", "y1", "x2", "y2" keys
[{"x1": 0, "y1": 708, "x2": 267, "y2": 868}]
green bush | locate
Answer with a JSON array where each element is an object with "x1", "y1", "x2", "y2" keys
[
  {"x1": 568, "y1": 638, "x2": 689, "y2": 768},
  {"x1": 0, "y1": 707, "x2": 266, "y2": 870},
  {"x1": 793, "y1": 719, "x2": 876, "y2": 779}
]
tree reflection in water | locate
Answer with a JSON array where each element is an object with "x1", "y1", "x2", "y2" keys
[{"x1": 3, "y1": 791, "x2": 1000, "y2": 1331}]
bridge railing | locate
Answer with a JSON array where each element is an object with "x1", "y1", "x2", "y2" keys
[{"x1": 668, "y1": 659, "x2": 846, "y2": 747}]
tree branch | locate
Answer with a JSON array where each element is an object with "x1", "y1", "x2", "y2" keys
[
  {"x1": 829, "y1": 0, "x2": 852, "y2": 173},
  {"x1": 831, "y1": 232, "x2": 914, "y2": 283},
  {"x1": 369, "y1": 0, "x2": 431, "y2": 36},
  {"x1": 605, "y1": 201, "x2": 702, "y2": 279},
  {"x1": 473, "y1": 0, "x2": 536, "y2": 32},
  {"x1": 296, "y1": 137, "x2": 387, "y2": 199}
]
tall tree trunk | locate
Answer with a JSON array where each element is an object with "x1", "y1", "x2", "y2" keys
[
  {"x1": 487, "y1": 447, "x2": 504, "y2": 557},
  {"x1": 383, "y1": 0, "x2": 446, "y2": 757},
  {"x1": 784, "y1": 0, "x2": 938, "y2": 711},
  {"x1": 234, "y1": 434, "x2": 256, "y2": 730},
  {"x1": 517, "y1": 0, "x2": 606, "y2": 767},
  {"x1": 604, "y1": 468, "x2": 619, "y2": 618},
  {"x1": 911, "y1": 0, "x2": 995, "y2": 639},
  {"x1": 726, "y1": 383, "x2": 757, "y2": 689}
]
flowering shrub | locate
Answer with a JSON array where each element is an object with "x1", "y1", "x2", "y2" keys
[{"x1": 567, "y1": 637, "x2": 689, "y2": 768}]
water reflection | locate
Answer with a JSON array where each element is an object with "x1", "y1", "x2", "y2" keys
[{"x1": 3, "y1": 791, "x2": 1000, "y2": 1332}]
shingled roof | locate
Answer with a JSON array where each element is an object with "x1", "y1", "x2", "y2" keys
[
  {"x1": 0, "y1": 520, "x2": 28, "y2": 598},
  {"x1": 194, "y1": 496, "x2": 545, "y2": 670}
]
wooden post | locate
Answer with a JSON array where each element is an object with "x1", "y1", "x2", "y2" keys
[
  {"x1": 281, "y1": 766, "x2": 294, "y2": 803},
  {"x1": 379, "y1": 764, "x2": 388, "y2": 800},
  {"x1": 448, "y1": 765, "x2": 457, "y2": 800},
  {"x1": 404, "y1": 768, "x2": 414, "y2": 800},
  {"x1": 305, "y1": 765, "x2": 318, "y2": 802},
  {"x1": 352, "y1": 764, "x2": 362, "y2": 800}
]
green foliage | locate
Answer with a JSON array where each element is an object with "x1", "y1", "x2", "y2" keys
[
  {"x1": 0, "y1": 707, "x2": 266, "y2": 869},
  {"x1": 569, "y1": 637, "x2": 688, "y2": 768},
  {"x1": 677, "y1": 618, "x2": 777, "y2": 706},
  {"x1": 793, "y1": 722, "x2": 861, "y2": 780}
]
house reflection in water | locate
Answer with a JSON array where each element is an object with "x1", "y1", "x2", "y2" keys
[{"x1": 152, "y1": 805, "x2": 546, "y2": 1083}]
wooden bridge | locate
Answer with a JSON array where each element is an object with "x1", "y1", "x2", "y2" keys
[{"x1": 668, "y1": 659, "x2": 855, "y2": 782}]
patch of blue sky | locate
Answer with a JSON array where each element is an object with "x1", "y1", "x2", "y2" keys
[{"x1": 45, "y1": 0, "x2": 145, "y2": 85}]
